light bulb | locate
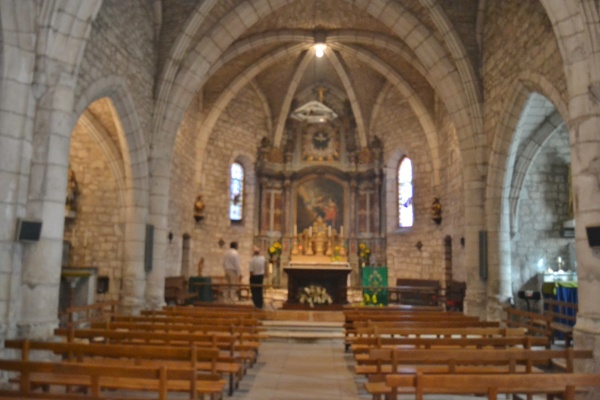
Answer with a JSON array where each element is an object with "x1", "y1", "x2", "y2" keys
[{"x1": 314, "y1": 43, "x2": 326, "y2": 58}]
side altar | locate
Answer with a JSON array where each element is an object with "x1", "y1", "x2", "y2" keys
[{"x1": 283, "y1": 218, "x2": 351, "y2": 308}]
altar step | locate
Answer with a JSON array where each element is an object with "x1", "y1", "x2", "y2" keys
[
  {"x1": 260, "y1": 309, "x2": 344, "y2": 340},
  {"x1": 261, "y1": 320, "x2": 344, "y2": 341}
]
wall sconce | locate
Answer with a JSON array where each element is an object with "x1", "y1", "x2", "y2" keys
[
  {"x1": 415, "y1": 241, "x2": 423, "y2": 251},
  {"x1": 194, "y1": 195, "x2": 205, "y2": 223},
  {"x1": 431, "y1": 197, "x2": 442, "y2": 225},
  {"x1": 218, "y1": 238, "x2": 225, "y2": 248},
  {"x1": 167, "y1": 231, "x2": 173, "y2": 243},
  {"x1": 460, "y1": 237, "x2": 465, "y2": 248}
]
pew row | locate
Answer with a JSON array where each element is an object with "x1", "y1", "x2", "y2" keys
[
  {"x1": 385, "y1": 372, "x2": 600, "y2": 400},
  {"x1": 0, "y1": 359, "x2": 224, "y2": 400},
  {"x1": 5, "y1": 339, "x2": 240, "y2": 396}
]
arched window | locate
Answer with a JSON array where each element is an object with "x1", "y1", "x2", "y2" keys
[
  {"x1": 229, "y1": 162, "x2": 244, "y2": 221},
  {"x1": 398, "y1": 157, "x2": 413, "y2": 227}
]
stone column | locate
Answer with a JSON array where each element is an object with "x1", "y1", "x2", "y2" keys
[
  {"x1": 570, "y1": 94, "x2": 600, "y2": 373},
  {"x1": 461, "y1": 151, "x2": 488, "y2": 320},
  {"x1": 0, "y1": 34, "x2": 36, "y2": 340},
  {"x1": 20, "y1": 74, "x2": 77, "y2": 338}
]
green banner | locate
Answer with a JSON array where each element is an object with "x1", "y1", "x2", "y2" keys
[{"x1": 362, "y1": 266, "x2": 388, "y2": 306}]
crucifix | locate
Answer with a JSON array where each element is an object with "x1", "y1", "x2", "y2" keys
[{"x1": 316, "y1": 86, "x2": 328, "y2": 103}]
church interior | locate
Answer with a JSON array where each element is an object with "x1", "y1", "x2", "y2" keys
[{"x1": 1, "y1": 0, "x2": 600, "y2": 398}]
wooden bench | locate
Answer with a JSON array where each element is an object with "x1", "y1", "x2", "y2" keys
[
  {"x1": 504, "y1": 306, "x2": 552, "y2": 346},
  {"x1": 347, "y1": 320, "x2": 500, "y2": 352},
  {"x1": 91, "y1": 320, "x2": 267, "y2": 338},
  {"x1": 6, "y1": 339, "x2": 238, "y2": 396},
  {"x1": 54, "y1": 328, "x2": 259, "y2": 370},
  {"x1": 388, "y1": 279, "x2": 442, "y2": 307},
  {"x1": 385, "y1": 372, "x2": 600, "y2": 400},
  {"x1": 363, "y1": 347, "x2": 593, "y2": 399},
  {"x1": 350, "y1": 327, "x2": 527, "y2": 355},
  {"x1": 544, "y1": 298, "x2": 577, "y2": 347},
  {"x1": 58, "y1": 301, "x2": 117, "y2": 329},
  {"x1": 165, "y1": 276, "x2": 197, "y2": 305},
  {"x1": 0, "y1": 359, "x2": 224, "y2": 400}
]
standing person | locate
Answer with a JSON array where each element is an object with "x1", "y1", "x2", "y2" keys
[
  {"x1": 223, "y1": 242, "x2": 241, "y2": 302},
  {"x1": 249, "y1": 246, "x2": 266, "y2": 309}
]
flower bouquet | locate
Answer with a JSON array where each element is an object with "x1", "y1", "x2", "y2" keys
[
  {"x1": 298, "y1": 285, "x2": 332, "y2": 308},
  {"x1": 268, "y1": 241, "x2": 282, "y2": 260}
]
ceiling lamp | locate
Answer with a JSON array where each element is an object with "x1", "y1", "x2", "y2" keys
[
  {"x1": 290, "y1": 100, "x2": 337, "y2": 124},
  {"x1": 314, "y1": 43, "x2": 326, "y2": 58}
]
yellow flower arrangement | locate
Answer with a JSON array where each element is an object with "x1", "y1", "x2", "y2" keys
[
  {"x1": 268, "y1": 241, "x2": 282, "y2": 258},
  {"x1": 331, "y1": 245, "x2": 341, "y2": 262},
  {"x1": 358, "y1": 243, "x2": 371, "y2": 264}
]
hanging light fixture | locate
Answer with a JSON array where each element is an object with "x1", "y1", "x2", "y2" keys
[{"x1": 314, "y1": 43, "x2": 326, "y2": 58}]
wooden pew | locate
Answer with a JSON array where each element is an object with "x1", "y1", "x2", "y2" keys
[
  {"x1": 0, "y1": 359, "x2": 224, "y2": 400},
  {"x1": 58, "y1": 301, "x2": 117, "y2": 329},
  {"x1": 5, "y1": 339, "x2": 239, "y2": 396},
  {"x1": 350, "y1": 327, "x2": 527, "y2": 355},
  {"x1": 53, "y1": 328, "x2": 259, "y2": 369},
  {"x1": 91, "y1": 320, "x2": 266, "y2": 337},
  {"x1": 544, "y1": 298, "x2": 577, "y2": 347},
  {"x1": 164, "y1": 276, "x2": 197, "y2": 305},
  {"x1": 352, "y1": 336, "x2": 549, "y2": 362},
  {"x1": 110, "y1": 316, "x2": 264, "y2": 333},
  {"x1": 385, "y1": 372, "x2": 600, "y2": 400},
  {"x1": 364, "y1": 347, "x2": 592, "y2": 399},
  {"x1": 504, "y1": 306, "x2": 552, "y2": 346},
  {"x1": 346, "y1": 319, "x2": 500, "y2": 351}
]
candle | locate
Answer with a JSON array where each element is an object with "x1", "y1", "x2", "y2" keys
[
  {"x1": 328, "y1": 226, "x2": 331, "y2": 237},
  {"x1": 340, "y1": 226, "x2": 344, "y2": 237},
  {"x1": 309, "y1": 227, "x2": 312, "y2": 237},
  {"x1": 294, "y1": 225, "x2": 297, "y2": 236}
]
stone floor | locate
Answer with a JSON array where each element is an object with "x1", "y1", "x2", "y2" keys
[{"x1": 228, "y1": 338, "x2": 544, "y2": 400}]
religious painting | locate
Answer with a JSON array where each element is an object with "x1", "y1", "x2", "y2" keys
[{"x1": 296, "y1": 178, "x2": 344, "y2": 232}]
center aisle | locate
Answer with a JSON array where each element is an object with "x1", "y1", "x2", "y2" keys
[{"x1": 230, "y1": 339, "x2": 364, "y2": 400}]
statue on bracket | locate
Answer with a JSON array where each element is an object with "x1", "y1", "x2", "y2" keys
[{"x1": 65, "y1": 167, "x2": 79, "y2": 217}]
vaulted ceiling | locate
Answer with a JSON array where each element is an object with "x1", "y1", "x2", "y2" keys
[{"x1": 157, "y1": 0, "x2": 482, "y2": 151}]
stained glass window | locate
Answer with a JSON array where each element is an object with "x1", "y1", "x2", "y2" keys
[
  {"x1": 229, "y1": 163, "x2": 244, "y2": 221},
  {"x1": 398, "y1": 157, "x2": 413, "y2": 227}
]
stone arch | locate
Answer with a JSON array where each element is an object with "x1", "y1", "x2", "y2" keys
[
  {"x1": 485, "y1": 73, "x2": 569, "y2": 317},
  {"x1": 334, "y1": 44, "x2": 440, "y2": 187},
  {"x1": 78, "y1": 110, "x2": 128, "y2": 207},
  {"x1": 35, "y1": 0, "x2": 103, "y2": 84},
  {"x1": 74, "y1": 75, "x2": 150, "y2": 312},
  {"x1": 194, "y1": 43, "x2": 308, "y2": 183}
]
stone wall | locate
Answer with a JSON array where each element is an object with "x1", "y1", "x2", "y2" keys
[
  {"x1": 482, "y1": 0, "x2": 566, "y2": 148},
  {"x1": 66, "y1": 122, "x2": 123, "y2": 302},
  {"x1": 511, "y1": 129, "x2": 573, "y2": 293},
  {"x1": 375, "y1": 89, "x2": 442, "y2": 286},
  {"x1": 166, "y1": 97, "x2": 202, "y2": 278},
  {"x1": 437, "y1": 113, "x2": 466, "y2": 283},
  {"x1": 191, "y1": 86, "x2": 268, "y2": 281},
  {"x1": 76, "y1": 0, "x2": 156, "y2": 144}
]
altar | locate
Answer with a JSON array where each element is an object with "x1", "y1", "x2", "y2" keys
[{"x1": 283, "y1": 262, "x2": 351, "y2": 308}]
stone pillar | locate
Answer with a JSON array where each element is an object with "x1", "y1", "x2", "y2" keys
[
  {"x1": 20, "y1": 74, "x2": 76, "y2": 338},
  {"x1": 461, "y1": 152, "x2": 487, "y2": 319},
  {"x1": 571, "y1": 107, "x2": 600, "y2": 373},
  {"x1": 143, "y1": 156, "x2": 169, "y2": 312}
]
